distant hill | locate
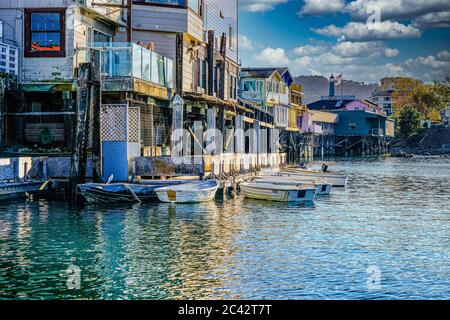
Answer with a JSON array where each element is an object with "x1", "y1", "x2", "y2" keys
[{"x1": 294, "y1": 75, "x2": 380, "y2": 104}]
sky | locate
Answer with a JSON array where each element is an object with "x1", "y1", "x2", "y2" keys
[{"x1": 238, "y1": 0, "x2": 450, "y2": 83}]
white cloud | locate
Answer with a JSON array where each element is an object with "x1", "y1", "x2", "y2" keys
[
  {"x1": 298, "y1": 0, "x2": 345, "y2": 16},
  {"x1": 405, "y1": 51, "x2": 450, "y2": 81},
  {"x1": 239, "y1": 35, "x2": 256, "y2": 51},
  {"x1": 332, "y1": 41, "x2": 399, "y2": 58},
  {"x1": 240, "y1": 0, "x2": 288, "y2": 12},
  {"x1": 293, "y1": 43, "x2": 330, "y2": 56},
  {"x1": 312, "y1": 21, "x2": 421, "y2": 42},
  {"x1": 346, "y1": 0, "x2": 450, "y2": 21},
  {"x1": 254, "y1": 47, "x2": 291, "y2": 66},
  {"x1": 437, "y1": 50, "x2": 450, "y2": 61},
  {"x1": 412, "y1": 11, "x2": 450, "y2": 29}
]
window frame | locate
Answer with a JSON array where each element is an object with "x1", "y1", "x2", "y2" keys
[{"x1": 24, "y1": 8, "x2": 66, "y2": 58}]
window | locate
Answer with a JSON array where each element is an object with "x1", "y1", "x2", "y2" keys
[
  {"x1": 0, "y1": 21, "x2": 3, "y2": 39},
  {"x1": 188, "y1": 0, "x2": 203, "y2": 16},
  {"x1": 24, "y1": 9, "x2": 65, "y2": 58},
  {"x1": 229, "y1": 75, "x2": 237, "y2": 100},
  {"x1": 348, "y1": 123, "x2": 357, "y2": 130},
  {"x1": 228, "y1": 24, "x2": 235, "y2": 50}
]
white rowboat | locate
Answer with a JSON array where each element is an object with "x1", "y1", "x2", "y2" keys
[
  {"x1": 253, "y1": 176, "x2": 332, "y2": 196},
  {"x1": 156, "y1": 180, "x2": 220, "y2": 203},
  {"x1": 240, "y1": 182, "x2": 316, "y2": 202},
  {"x1": 273, "y1": 169, "x2": 348, "y2": 187}
]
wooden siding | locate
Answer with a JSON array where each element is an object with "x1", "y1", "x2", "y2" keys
[
  {"x1": 132, "y1": 4, "x2": 188, "y2": 33},
  {"x1": 204, "y1": 0, "x2": 238, "y2": 64},
  {"x1": 0, "y1": 4, "x2": 117, "y2": 83},
  {"x1": 115, "y1": 30, "x2": 177, "y2": 62}
]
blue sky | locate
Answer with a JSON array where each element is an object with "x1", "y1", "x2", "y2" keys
[{"x1": 238, "y1": 0, "x2": 450, "y2": 83}]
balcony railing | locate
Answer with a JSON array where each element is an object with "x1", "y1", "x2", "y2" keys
[
  {"x1": 0, "y1": 40, "x2": 19, "y2": 75},
  {"x1": 76, "y1": 42, "x2": 174, "y2": 89}
]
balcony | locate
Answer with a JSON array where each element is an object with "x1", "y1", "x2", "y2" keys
[{"x1": 76, "y1": 43, "x2": 174, "y2": 99}]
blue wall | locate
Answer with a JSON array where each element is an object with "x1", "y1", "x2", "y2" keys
[
  {"x1": 102, "y1": 142, "x2": 128, "y2": 182},
  {"x1": 332, "y1": 111, "x2": 387, "y2": 136}
]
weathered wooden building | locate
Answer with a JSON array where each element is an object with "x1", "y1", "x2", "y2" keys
[{"x1": 0, "y1": 0, "x2": 123, "y2": 151}]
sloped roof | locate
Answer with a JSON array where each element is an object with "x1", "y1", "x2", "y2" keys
[
  {"x1": 309, "y1": 110, "x2": 338, "y2": 123},
  {"x1": 241, "y1": 68, "x2": 278, "y2": 79},
  {"x1": 307, "y1": 99, "x2": 355, "y2": 110}
]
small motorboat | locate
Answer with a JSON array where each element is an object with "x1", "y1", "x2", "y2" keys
[
  {"x1": 240, "y1": 182, "x2": 316, "y2": 202},
  {"x1": 276, "y1": 168, "x2": 348, "y2": 187},
  {"x1": 78, "y1": 181, "x2": 188, "y2": 204},
  {"x1": 0, "y1": 180, "x2": 48, "y2": 201},
  {"x1": 253, "y1": 176, "x2": 332, "y2": 196},
  {"x1": 155, "y1": 179, "x2": 220, "y2": 203}
]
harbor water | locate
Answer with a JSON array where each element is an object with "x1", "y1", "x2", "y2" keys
[{"x1": 0, "y1": 157, "x2": 449, "y2": 299}]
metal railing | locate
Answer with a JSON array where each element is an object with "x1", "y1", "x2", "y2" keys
[{"x1": 76, "y1": 42, "x2": 174, "y2": 89}]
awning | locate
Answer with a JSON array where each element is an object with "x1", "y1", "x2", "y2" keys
[{"x1": 22, "y1": 82, "x2": 75, "y2": 92}]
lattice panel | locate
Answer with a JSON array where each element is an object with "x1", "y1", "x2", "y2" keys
[
  {"x1": 128, "y1": 107, "x2": 140, "y2": 143},
  {"x1": 101, "y1": 105, "x2": 127, "y2": 142}
]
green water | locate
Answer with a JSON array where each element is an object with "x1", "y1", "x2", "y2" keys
[{"x1": 0, "y1": 157, "x2": 449, "y2": 299}]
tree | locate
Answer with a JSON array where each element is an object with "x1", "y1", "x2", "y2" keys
[
  {"x1": 398, "y1": 106, "x2": 421, "y2": 139},
  {"x1": 392, "y1": 78, "x2": 423, "y2": 116},
  {"x1": 411, "y1": 84, "x2": 440, "y2": 120},
  {"x1": 433, "y1": 77, "x2": 450, "y2": 111}
]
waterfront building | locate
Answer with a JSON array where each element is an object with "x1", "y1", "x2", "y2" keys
[
  {"x1": 0, "y1": 1, "x2": 177, "y2": 181},
  {"x1": 371, "y1": 89, "x2": 394, "y2": 116},
  {"x1": 441, "y1": 108, "x2": 450, "y2": 126},
  {"x1": 306, "y1": 75, "x2": 394, "y2": 156},
  {"x1": 239, "y1": 67, "x2": 293, "y2": 164}
]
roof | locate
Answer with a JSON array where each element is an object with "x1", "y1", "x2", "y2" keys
[
  {"x1": 331, "y1": 109, "x2": 388, "y2": 119},
  {"x1": 276, "y1": 68, "x2": 294, "y2": 87},
  {"x1": 309, "y1": 110, "x2": 338, "y2": 123},
  {"x1": 240, "y1": 68, "x2": 279, "y2": 79},
  {"x1": 307, "y1": 99, "x2": 355, "y2": 110},
  {"x1": 372, "y1": 89, "x2": 394, "y2": 97}
]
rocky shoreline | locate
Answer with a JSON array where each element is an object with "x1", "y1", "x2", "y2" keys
[
  {"x1": 390, "y1": 147, "x2": 450, "y2": 158},
  {"x1": 390, "y1": 127, "x2": 450, "y2": 158}
]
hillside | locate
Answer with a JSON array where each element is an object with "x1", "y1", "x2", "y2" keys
[{"x1": 294, "y1": 75, "x2": 379, "y2": 104}]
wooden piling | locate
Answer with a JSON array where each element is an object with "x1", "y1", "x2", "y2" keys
[
  {"x1": 90, "y1": 50, "x2": 102, "y2": 183},
  {"x1": 68, "y1": 63, "x2": 92, "y2": 206}
]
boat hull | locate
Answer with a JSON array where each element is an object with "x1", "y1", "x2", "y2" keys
[
  {"x1": 272, "y1": 171, "x2": 347, "y2": 187},
  {"x1": 155, "y1": 180, "x2": 220, "y2": 204},
  {"x1": 240, "y1": 183, "x2": 316, "y2": 202},
  {"x1": 78, "y1": 182, "x2": 185, "y2": 204},
  {"x1": 254, "y1": 177, "x2": 332, "y2": 196},
  {"x1": 0, "y1": 181, "x2": 45, "y2": 201}
]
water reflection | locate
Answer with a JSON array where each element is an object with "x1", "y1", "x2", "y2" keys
[{"x1": 0, "y1": 157, "x2": 449, "y2": 299}]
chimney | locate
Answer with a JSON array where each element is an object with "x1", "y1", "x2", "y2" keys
[{"x1": 329, "y1": 74, "x2": 335, "y2": 97}]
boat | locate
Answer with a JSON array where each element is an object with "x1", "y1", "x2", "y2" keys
[
  {"x1": 240, "y1": 182, "x2": 316, "y2": 202},
  {"x1": 274, "y1": 168, "x2": 348, "y2": 187},
  {"x1": 78, "y1": 181, "x2": 188, "y2": 204},
  {"x1": 0, "y1": 180, "x2": 48, "y2": 201},
  {"x1": 253, "y1": 176, "x2": 332, "y2": 196},
  {"x1": 155, "y1": 179, "x2": 220, "y2": 203}
]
